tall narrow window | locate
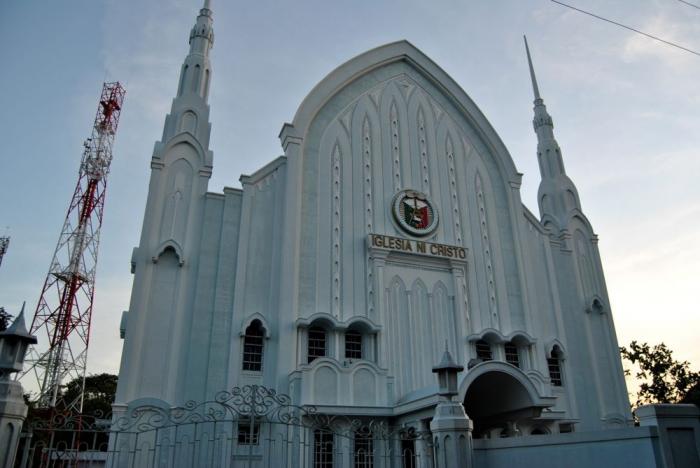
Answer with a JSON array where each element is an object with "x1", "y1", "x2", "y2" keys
[
  {"x1": 475, "y1": 340, "x2": 492, "y2": 361},
  {"x1": 504, "y1": 342, "x2": 520, "y2": 368},
  {"x1": 548, "y1": 346, "x2": 563, "y2": 386},
  {"x1": 345, "y1": 330, "x2": 363, "y2": 360},
  {"x1": 242, "y1": 320, "x2": 264, "y2": 371},
  {"x1": 354, "y1": 429, "x2": 373, "y2": 468},
  {"x1": 314, "y1": 429, "x2": 334, "y2": 468},
  {"x1": 177, "y1": 65, "x2": 189, "y2": 96},
  {"x1": 401, "y1": 438, "x2": 416, "y2": 468},
  {"x1": 308, "y1": 327, "x2": 327, "y2": 363},
  {"x1": 192, "y1": 64, "x2": 201, "y2": 93}
]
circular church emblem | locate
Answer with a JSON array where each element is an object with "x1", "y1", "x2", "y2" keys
[{"x1": 393, "y1": 190, "x2": 439, "y2": 237}]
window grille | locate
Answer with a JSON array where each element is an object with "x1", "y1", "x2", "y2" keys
[
  {"x1": 345, "y1": 330, "x2": 363, "y2": 360},
  {"x1": 401, "y1": 438, "x2": 416, "y2": 468},
  {"x1": 505, "y1": 342, "x2": 520, "y2": 368},
  {"x1": 547, "y1": 356, "x2": 562, "y2": 386},
  {"x1": 308, "y1": 327, "x2": 327, "y2": 363},
  {"x1": 237, "y1": 418, "x2": 260, "y2": 445},
  {"x1": 475, "y1": 340, "x2": 492, "y2": 361},
  {"x1": 314, "y1": 429, "x2": 334, "y2": 468},
  {"x1": 354, "y1": 430, "x2": 373, "y2": 468},
  {"x1": 242, "y1": 320, "x2": 264, "y2": 371}
]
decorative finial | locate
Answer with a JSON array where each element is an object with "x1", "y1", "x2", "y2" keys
[
  {"x1": 523, "y1": 35, "x2": 541, "y2": 102},
  {"x1": 203, "y1": 0, "x2": 211, "y2": 10}
]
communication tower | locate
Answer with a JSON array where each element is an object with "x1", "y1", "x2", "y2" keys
[
  {"x1": 24, "y1": 82, "x2": 125, "y2": 411},
  {"x1": 0, "y1": 236, "x2": 9, "y2": 269}
]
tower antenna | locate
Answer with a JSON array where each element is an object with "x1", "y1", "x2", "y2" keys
[
  {"x1": 0, "y1": 235, "x2": 9, "y2": 270},
  {"x1": 22, "y1": 82, "x2": 126, "y2": 411}
]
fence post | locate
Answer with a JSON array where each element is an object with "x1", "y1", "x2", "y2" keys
[
  {"x1": 429, "y1": 348, "x2": 473, "y2": 468},
  {"x1": 0, "y1": 308, "x2": 37, "y2": 468}
]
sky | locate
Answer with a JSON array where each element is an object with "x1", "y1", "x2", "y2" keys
[{"x1": 0, "y1": 0, "x2": 698, "y2": 398}]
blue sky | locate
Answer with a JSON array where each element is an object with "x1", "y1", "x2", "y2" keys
[{"x1": 1, "y1": 0, "x2": 698, "y2": 394}]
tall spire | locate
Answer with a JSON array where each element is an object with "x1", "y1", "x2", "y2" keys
[
  {"x1": 189, "y1": 0, "x2": 214, "y2": 57},
  {"x1": 159, "y1": 0, "x2": 215, "y2": 148},
  {"x1": 523, "y1": 36, "x2": 582, "y2": 231},
  {"x1": 524, "y1": 36, "x2": 541, "y2": 102}
]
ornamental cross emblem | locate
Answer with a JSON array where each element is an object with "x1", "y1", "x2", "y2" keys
[
  {"x1": 403, "y1": 196, "x2": 430, "y2": 230},
  {"x1": 392, "y1": 189, "x2": 439, "y2": 237}
]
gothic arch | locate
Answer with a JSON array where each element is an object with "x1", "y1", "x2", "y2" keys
[
  {"x1": 286, "y1": 41, "x2": 520, "y2": 186},
  {"x1": 239, "y1": 313, "x2": 272, "y2": 339},
  {"x1": 158, "y1": 133, "x2": 212, "y2": 169},
  {"x1": 152, "y1": 240, "x2": 185, "y2": 266}
]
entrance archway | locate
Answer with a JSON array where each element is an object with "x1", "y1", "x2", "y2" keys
[{"x1": 461, "y1": 363, "x2": 552, "y2": 438}]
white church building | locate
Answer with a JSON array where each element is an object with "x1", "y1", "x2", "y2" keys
[{"x1": 112, "y1": 2, "x2": 700, "y2": 467}]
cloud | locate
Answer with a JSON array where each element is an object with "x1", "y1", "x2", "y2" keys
[{"x1": 621, "y1": 13, "x2": 700, "y2": 71}]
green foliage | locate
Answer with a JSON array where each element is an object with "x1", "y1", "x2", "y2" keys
[
  {"x1": 0, "y1": 307, "x2": 12, "y2": 331},
  {"x1": 60, "y1": 373, "x2": 118, "y2": 416},
  {"x1": 620, "y1": 341, "x2": 700, "y2": 407}
]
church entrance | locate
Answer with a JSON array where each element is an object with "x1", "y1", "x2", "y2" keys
[{"x1": 464, "y1": 369, "x2": 544, "y2": 438}]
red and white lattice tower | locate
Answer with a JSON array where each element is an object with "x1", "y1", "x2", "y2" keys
[{"x1": 24, "y1": 82, "x2": 125, "y2": 410}]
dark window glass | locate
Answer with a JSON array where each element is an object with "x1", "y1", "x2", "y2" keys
[
  {"x1": 314, "y1": 429, "x2": 334, "y2": 468},
  {"x1": 547, "y1": 356, "x2": 562, "y2": 386},
  {"x1": 308, "y1": 327, "x2": 327, "y2": 363},
  {"x1": 237, "y1": 418, "x2": 260, "y2": 445},
  {"x1": 242, "y1": 320, "x2": 264, "y2": 371},
  {"x1": 475, "y1": 340, "x2": 492, "y2": 361},
  {"x1": 345, "y1": 331, "x2": 363, "y2": 360},
  {"x1": 401, "y1": 438, "x2": 416, "y2": 468},
  {"x1": 505, "y1": 342, "x2": 520, "y2": 368},
  {"x1": 354, "y1": 429, "x2": 373, "y2": 468}
]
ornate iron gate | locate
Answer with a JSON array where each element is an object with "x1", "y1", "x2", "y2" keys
[{"x1": 18, "y1": 385, "x2": 434, "y2": 467}]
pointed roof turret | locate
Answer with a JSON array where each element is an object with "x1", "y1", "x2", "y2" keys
[
  {"x1": 1, "y1": 302, "x2": 35, "y2": 341},
  {"x1": 524, "y1": 36, "x2": 583, "y2": 231}
]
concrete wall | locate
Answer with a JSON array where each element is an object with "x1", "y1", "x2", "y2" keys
[{"x1": 473, "y1": 427, "x2": 664, "y2": 468}]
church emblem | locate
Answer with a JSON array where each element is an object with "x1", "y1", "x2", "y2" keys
[{"x1": 393, "y1": 190, "x2": 438, "y2": 237}]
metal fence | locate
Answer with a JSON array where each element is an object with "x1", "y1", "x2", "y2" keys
[{"x1": 16, "y1": 385, "x2": 434, "y2": 468}]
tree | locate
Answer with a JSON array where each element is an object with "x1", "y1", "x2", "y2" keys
[
  {"x1": 620, "y1": 341, "x2": 700, "y2": 407},
  {"x1": 60, "y1": 373, "x2": 118, "y2": 416},
  {"x1": 0, "y1": 307, "x2": 12, "y2": 331}
]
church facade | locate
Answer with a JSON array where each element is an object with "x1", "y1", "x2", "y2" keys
[{"x1": 113, "y1": 1, "x2": 652, "y2": 462}]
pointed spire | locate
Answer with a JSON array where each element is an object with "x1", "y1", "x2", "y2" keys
[
  {"x1": 523, "y1": 36, "x2": 542, "y2": 102},
  {"x1": 524, "y1": 38, "x2": 583, "y2": 230},
  {"x1": 203, "y1": 0, "x2": 212, "y2": 10}
]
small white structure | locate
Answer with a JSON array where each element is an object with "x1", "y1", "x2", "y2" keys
[
  {"x1": 0, "y1": 307, "x2": 37, "y2": 468},
  {"x1": 112, "y1": 1, "x2": 700, "y2": 466}
]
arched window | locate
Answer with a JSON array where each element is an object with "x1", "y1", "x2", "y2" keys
[
  {"x1": 345, "y1": 330, "x2": 362, "y2": 360},
  {"x1": 242, "y1": 320, "x2": 265, "y2": 371},
  {"x1": 475, "y1": 340, "x2": 492, "y2": 361},
  {"x1": 308, "y1": 327, "x2": 327, "y2": 363},
  {"x1": 401, "y1": 437, "x2": 416, "y2": 468},
  {"x1": 547, "y1": 345, "x2": 564, "y2": 386},
  {"x1": 192, "y1": 64, "x2": 201, "y2": 92},
  {"x1": 354, "y1": 428, "x2": 373, "y2": 468},
  {"x1": 178, "y1": 65, "x2": 188, "y2": 96},
  {"x1": 530, "y1": 427, "x2": 547, "y2": 435},
  {"x1": 504, "y1": 341, "x2": 520, "y2": 368}
]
